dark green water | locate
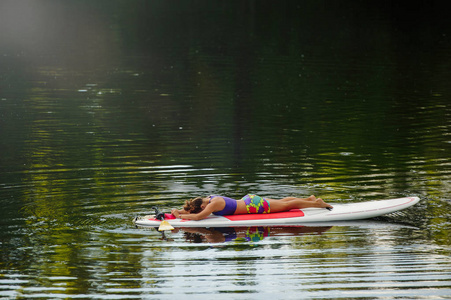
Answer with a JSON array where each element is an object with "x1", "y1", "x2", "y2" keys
[{"x1": 1, "y1": 1, "x2": 450, "y2": 299}]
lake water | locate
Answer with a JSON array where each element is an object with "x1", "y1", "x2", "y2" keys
[{"x1": 1, "y1": 1, "x2": 450, "y2": 299}]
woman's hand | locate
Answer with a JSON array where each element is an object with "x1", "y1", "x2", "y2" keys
[{"x1": 171, "y1": 209, "x2": 181, "y2": 218}]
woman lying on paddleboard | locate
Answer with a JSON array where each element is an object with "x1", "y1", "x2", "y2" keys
[{"x1": 171, "y1": 194, "x2": 333, "y2": 220}]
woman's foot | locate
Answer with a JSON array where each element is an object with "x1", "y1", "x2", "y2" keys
[{"x1": 315, "y1": 198, "x2": 333, "y2": 209}]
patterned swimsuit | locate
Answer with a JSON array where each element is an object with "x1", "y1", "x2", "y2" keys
[
  {"x1": 210, "y1": 194, "x2": 271, "y2": 215},
  {"x1": 242, "y1": 194, "x2": 271, "y2": 214}
]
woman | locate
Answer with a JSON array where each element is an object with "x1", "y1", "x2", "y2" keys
[{"x1": 171, "y1": 194, "x2": 333, "y2": 221}]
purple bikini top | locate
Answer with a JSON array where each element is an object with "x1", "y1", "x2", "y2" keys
[{"x1": 209, "y1": 195, "x2": 237, "y2": 216}]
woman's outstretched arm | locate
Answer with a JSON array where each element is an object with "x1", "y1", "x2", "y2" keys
[
  {"x1": 171, "y1": 208, "x2": 189, "y2": 215},
  {"x1": 172, "y1": 201, "x2": 220, "y2": 221}
]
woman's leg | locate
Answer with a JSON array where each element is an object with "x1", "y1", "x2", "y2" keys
[{"x1": 266, "y1": 196, "x2": 333, "y2": 212}]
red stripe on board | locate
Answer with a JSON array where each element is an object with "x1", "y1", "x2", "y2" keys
[{"x1": 224, "y1": 209, "x2": 305, "y2": 221}]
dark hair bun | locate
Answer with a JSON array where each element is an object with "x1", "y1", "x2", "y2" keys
[{"x1": 183, "y1": 197, "x2": 203, "y2": 213}]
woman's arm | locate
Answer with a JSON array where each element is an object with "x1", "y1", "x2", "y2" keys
[
  {"x1": 177, "y1": 201, "x2": 220, "y2": 221},
  {"x1": 171, "y1": 208, "x2": 188, "y2": 218}
]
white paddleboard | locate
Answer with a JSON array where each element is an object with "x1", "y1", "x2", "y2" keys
[{"x1": 134, "y1": 196, "x2": 420, "y2": 228}]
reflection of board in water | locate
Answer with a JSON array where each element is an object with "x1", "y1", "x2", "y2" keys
[
  {"x1": 161, "y1": 221, "x2": 417, "y2": 244},
  {"x1": 178, "y1": 226, "x2": 332, "y2": 243},
  {"x1": 134, "y1": 197, "x2": 420, "y2": 228}
]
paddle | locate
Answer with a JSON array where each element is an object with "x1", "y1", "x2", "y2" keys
[{"x1": 152, "y1": 206, "x2": 174, "y2": 231}]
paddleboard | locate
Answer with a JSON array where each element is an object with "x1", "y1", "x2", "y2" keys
[{"x1": 133, "y1": 196, "x2": 420, "y2": 228}]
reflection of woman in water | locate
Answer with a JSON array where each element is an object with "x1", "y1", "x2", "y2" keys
[
  {"x1": 178, "y1": 226, "x2": 332, "y2": 243},
  {"x1": 171, "y1": 194, "x2": 333, "y2": 221}
]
